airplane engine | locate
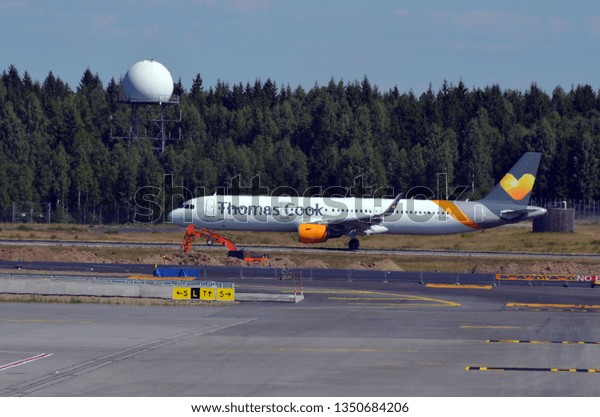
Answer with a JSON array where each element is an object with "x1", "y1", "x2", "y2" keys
[
  {"x1": 298, "y1": 223, "x2": 345, "y2": 243},
  {"x1": 298, "y1": 223, "x2": 329, "y2": 243}
]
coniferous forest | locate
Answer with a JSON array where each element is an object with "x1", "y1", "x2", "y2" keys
[{"x1": 1, "y1": 65, "x2": 600, "y2": 224}]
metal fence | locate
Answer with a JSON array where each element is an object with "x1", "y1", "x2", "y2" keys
[
  {"x1": 531, "y1": 198, "x2": 600, "y2": 221},
  {"x1": 3, "y1": 198, "x2": 600, "y2": 225},
  {"x1": 1, "y1": 202, "x2": 135, "y2": 225}
]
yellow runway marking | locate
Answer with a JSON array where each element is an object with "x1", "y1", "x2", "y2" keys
[
  {"x1": 486, "y1": 339, "x2": 600, "y2": 345},
  {"x1": 507, "y1": 302, "x2": 600, "y2": 309},
  {"x1": 240, "y1": 285, "x2": 461, "y2": 308},
  {"x1": 467, "y1": 366, "x2": 600, "y2": 373},
  {"x1": 327, "y1": 290, "x2": 460, "y2": 308},
  {"x1": 300, "y1": 289, "x2": 383, "y2": 295},
  {"x1": 347, "y1": 303, "x2": 456, "y2": 308},
  {"x1": 329, "y1": 297, "x2": 432, "y2": 301},
  {"x1": 426, "y1": 284, "x2": 493, "y2": 289}
]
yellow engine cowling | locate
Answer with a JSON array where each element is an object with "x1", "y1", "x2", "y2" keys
[{"x1": 298, "y1": 223, "x2": 328, "y2": 243}]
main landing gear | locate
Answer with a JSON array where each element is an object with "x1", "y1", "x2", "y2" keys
[{"x1": 348, "y1": 238, "x2": 360, "y2": 251}]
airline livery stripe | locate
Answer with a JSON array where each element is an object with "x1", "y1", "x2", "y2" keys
[{"x1": 432, "y1": 200, "x2": 481, "y2": 229}]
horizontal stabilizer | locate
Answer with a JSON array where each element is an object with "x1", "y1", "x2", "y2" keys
[{"x1": 500, "y1": 207, "x2": 547, "y2": 220}]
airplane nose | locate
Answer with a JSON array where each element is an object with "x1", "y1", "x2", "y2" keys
[{"x1": 166, "y1": 211, "x2": 173, "y2": 223}]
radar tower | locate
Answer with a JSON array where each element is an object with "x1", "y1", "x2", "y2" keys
[{"x1": 112, "y1": 60, "x2": 181, "y2": 153}]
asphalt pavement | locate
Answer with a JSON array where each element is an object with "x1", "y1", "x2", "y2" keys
[{"x1": 1, "y1": 276, "x2": 599, "y2": 397}]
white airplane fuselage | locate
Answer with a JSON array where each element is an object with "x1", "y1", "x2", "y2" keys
[
  {"x1": 168, "y1": 195, "x2": 545, "y2": 235},
  {"x1": 166, "y1": 153, "x2": 547, "y2": 250}
]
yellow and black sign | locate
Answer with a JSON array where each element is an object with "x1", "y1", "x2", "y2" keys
[
  {"x1": 173, "y1": 287, "x2": 191, "y2": 300},
  {"x1": 173, "y1": 286, "x2": 234, "y2": 301},
  {"x1": 217, "y1": 288, "x2": 235, "y2": 301},
  {"x1": 199, "y1": 287, "x2": 216, "y2": 301}
]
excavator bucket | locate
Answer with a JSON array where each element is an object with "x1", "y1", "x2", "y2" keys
[
  {"x1": 181, "y1": 224, "x2": 197, "y2": 253},
  {"x1": 179, "y1": 224, "x2": 268, "y2": 262}
]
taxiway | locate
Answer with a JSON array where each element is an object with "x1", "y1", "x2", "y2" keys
[{"x1": 1, "y1": 276, "x2": 599, "y2": 397}]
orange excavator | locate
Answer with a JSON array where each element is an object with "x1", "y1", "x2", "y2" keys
[{"x1": 181, "y1": 224, "x2": 269, "y2": 263}]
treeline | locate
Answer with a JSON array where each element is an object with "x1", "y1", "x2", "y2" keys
[{"x1": 1, "y1": 64, "x2": 600, "y2": 223}]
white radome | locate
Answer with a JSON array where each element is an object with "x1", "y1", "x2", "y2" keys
[{"x1": 123, "y1": 60, "x2": 174, "y2": 103}]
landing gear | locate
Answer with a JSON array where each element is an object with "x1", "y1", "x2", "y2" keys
[{"x1": 348, "y1": 238, "x2": 360, "y2": 251}]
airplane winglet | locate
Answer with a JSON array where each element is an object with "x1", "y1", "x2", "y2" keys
[{"x1": 382, "y1": 193, "x2": 403, "y2": 217}]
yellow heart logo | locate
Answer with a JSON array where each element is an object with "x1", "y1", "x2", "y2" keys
[{"x1": 500, "y1": 173, "x2": 535, "y2": 200}]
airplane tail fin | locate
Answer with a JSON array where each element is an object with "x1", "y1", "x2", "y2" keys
[{"x1": 481, "y1": 152, "x2": 541, "y2": 206}]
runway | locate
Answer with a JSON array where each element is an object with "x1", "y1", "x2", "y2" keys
[
  {"x1": 2, "y1": 238, "x2": 600, "y2": 260},
  {"x1": 1, "y1": 276, "x2": 599, "y2": 396}
]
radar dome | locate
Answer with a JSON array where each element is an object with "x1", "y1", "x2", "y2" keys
[{"x1": 123, "y1": 60, "x2": 174, "y2": 103}]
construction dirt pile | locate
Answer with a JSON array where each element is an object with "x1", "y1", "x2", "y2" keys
[
  {"x1": 12, "y1": 244, "x2": 597, "y2": 275},
  {"x1": 134, "y1": 252, "x2": 404, "y2": 271},
  {"x1": 301, "y1": 259, "x2": 330, "y2": 269},
  {"x1": 165, "y1": 252, "x2": 226, "y2": 266},
  {"x1": 147, "y1": 252, "x2": 301, "y2": 269},
  {"x1": 0, "y1": 247, "x2": 107, "y2": 264},
  {"x1": 470, "y1": 261, "x2": 600, "y2": 275},
  {"x1": 348, "y1": 259, "x2": 403, "y2": 271}
]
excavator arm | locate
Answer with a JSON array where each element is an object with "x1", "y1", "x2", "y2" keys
[
  {"x1": 181, "y1": 224, "x2": 269, "y2": 262},
  {"x1": 182, "y1": 224, "x2": 238, "y2": 252}
]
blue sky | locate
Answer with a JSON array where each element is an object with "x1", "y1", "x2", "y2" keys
[{"x1": 1, "y1": 0, "x2": 599, "y2": 94}]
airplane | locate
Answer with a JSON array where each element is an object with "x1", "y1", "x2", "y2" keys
[{"x1": 167, "y1": 152, "x2": 547, "y2": 250}]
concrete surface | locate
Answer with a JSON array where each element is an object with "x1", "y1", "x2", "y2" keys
[{"x1": 1, "y1": 277, "x2": 599, "y2": 397}]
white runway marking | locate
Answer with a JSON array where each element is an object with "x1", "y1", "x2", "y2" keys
[{"x1": 0, "y1": 353, "x2": 52, "y2": 371}]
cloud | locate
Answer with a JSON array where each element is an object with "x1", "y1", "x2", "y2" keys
[
  {"x1": 451, "y1": 10, "x2": 531, "y2": 33},
  {"x1": 233, "y1": 0, "x2": 271, "y2": 10},
  {"x1": 92, "y1": 15, "x2": 119, "y2": 29},
  {"x1": 585, "y1": 16, "x2": 600, "y2": 37},
  {"x1": 0, "y1": 0, "x2": 26, "y2": 13},
  {"x1": 547, "y1": 17, "x2": 570, "y2": 34},
  {"x1": 429, "y1": 9, "x2": 573, "y2": 39},
  {"x1": 230, "y1": 0, "x2": 270, "y2": 12},
  {"x1": 393, "y1": 9, "x2": 409, "y2": 18},
  {"x1": 193, "y1": 0, "x2": 270, "y2": 12}
]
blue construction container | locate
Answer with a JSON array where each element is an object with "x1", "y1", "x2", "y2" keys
[{"x1": 154, "y1": 266, "x2": 201, "y2": 278}]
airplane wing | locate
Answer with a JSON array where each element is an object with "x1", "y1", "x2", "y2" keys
[{"x1": 317, "y1": 193, "x2": 403, "y2": 236}]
